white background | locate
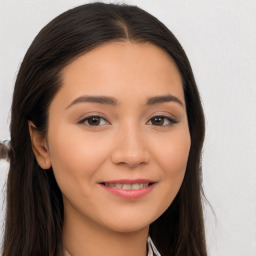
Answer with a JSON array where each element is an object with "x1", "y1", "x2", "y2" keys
[{"x1": 0, "y1": 1, "x2": 256, "y2": 255}]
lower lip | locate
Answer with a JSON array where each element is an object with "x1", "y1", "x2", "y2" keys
[{"x1": 99, "y1": 183, "x2": 156, "y2": 199}]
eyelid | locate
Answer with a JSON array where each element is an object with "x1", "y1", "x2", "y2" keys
[
  {"x1": 78, "y1": 114, "x2": 110, "y2": 127},
  {"x1": 76, "y1": 112, "x2": 178, "y2": 127},
  {"x1": 146, "y1": 115, "x2": 178, "y2": 126}
]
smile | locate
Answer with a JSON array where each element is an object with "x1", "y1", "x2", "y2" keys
[
  {"x1": 99, "y1": 179, "x2": 156, "y2": 199},
  {"x1": 103, "y1": 183, "x2": 150, "y2": 190}
]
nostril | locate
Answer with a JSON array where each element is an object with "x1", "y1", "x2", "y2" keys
[{"x1": 110, "y1": 142, "x2": 150, "y2": 168}]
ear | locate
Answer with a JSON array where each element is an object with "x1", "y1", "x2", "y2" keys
[{"x1": 28, "y1": 121, "x2": 52, "y2": 169}]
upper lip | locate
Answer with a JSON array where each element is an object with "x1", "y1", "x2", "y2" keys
[{"x1": 100, "y1": 179, "x2": 155, "y2": 184}]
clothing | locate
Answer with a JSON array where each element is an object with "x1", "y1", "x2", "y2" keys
[
  {"x1": 148, "y1": 236, "x2": 161, "y2": 256},
  {"x1": 64, "y1": 236, "x2": 161, "y2": 256}
]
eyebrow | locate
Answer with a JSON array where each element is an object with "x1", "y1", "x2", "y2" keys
[
  {"x1": 146, "y1": 95, "x2": 184, "y2": 107},
  {"x1": 66, "y1": 95, "x2": 118, "y2": 109},
  {"x1": 66, "y1": 94, "x2": 184, "y2": 109}
]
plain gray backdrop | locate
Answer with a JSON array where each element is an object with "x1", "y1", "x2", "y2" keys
[{"x1": 0, "y1": 1, "x2": 256, "y2": 255}]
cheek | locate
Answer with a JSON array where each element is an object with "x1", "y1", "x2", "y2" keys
[
  {"x1": 156, "y1": 127, "x2": 191, "y2": 175},
  {"x1": 46, "y1": 128, "x2": 89, "y2": 193},
  {"x1": 47, "y1": 125, "x2": 111, "y2": 190},
  {"x1": 155, "y1": 126, "x2": 191, "y2": 197}
]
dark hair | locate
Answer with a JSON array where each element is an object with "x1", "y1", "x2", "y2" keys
[
  {"x1": 2, "y1": 2, "x2": 206, "y2": 256},
  {"x1": 0, "y1": 141, "x2": 11, "y2": 161}
]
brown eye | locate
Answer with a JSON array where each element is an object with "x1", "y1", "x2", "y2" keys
[
  {"x1": 87, "y1": 116, "x2": 101, "y2": 126},
  {"x1": 147, "y1": 116, "x2": 177, "y2": 126},
  {"x1": 80, "y1": 116, "x2": 109, "y2": 126},
  {"x1": 151, "y1": 116, "x2": 165, "y2": 125}
]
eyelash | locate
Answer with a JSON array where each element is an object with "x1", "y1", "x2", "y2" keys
[
  {"x1": 78, "y1": 115, "x2": 178, "y2": 127},
  {"x1": 147, "y1": 115, "x2": 178, "y2": 126},
  {"x1": 78, "y1": 116, "x2": 110, "y2": 126}
]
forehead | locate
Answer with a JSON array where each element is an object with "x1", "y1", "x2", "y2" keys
[{"x1": 57, "y1": 41, "x2": 184, "y2": 105}]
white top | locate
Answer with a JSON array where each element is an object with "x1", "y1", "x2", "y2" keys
[{"x1": 64, "y1": 236, "x2": 161, "y2": 256}]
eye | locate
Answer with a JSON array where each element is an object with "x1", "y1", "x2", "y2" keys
[
  {"x1": 147, "y1": 115, "x2": 177, "y2": 126},
  {"x1": 79, "y1": 116, "x2": 110, "y2": 127}
]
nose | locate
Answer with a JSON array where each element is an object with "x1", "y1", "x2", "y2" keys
[{"x1": 111, "y1": 123, "x2": 150, "y2": 168}]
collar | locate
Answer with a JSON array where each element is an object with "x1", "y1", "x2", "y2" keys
[
  {"x1": 64, "y1": 236, "x2": 161, "y2": 256},
  {"x1": 147, "y1": 236, "x2": 161, "y2": 256}
]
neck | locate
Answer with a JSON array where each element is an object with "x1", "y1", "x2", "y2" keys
[{"x1": 62, "y1": 205, "x2": 149, "y2": 256}]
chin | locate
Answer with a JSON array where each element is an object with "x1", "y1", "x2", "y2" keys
[
  {"x1": 100, "y1": 215, "x2": 153, "y2": 234},
  {"x1": 108, "y1": 223, "x2": 149, "y2": 234}
]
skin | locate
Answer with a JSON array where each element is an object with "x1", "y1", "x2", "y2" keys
[{"x1": 30, "y1": 41, "x2": 191, "y2": 256}]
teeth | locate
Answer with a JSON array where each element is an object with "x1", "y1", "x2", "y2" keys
[
  {"x1": 122, "y1": 184, "x2": 132, "y2": 190},
  {"x1": 115, "y1": 183, "x2": 122, "y2": 189},
  {"x1": 104, "y1": 183, "x2": 150, "y2": 190},
  {"x1": 131, "y1": 183, "x2": 140, "y2": 190}
]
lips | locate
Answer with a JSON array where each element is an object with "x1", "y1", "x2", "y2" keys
[
  {"x1": 104, "y1": 183, "x2": 150, "y2": 190},
  {"x1": 99, "y1": 179, "x2": 156, "y2": 199}
]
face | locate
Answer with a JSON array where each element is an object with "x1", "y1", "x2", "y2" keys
[{"x1": 44, "y1": 42, "x2": 191, "y2": 233}]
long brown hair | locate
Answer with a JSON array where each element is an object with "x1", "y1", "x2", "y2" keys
[{"x1": 1, "y1": 3, "x2": 206, "y2": 256}]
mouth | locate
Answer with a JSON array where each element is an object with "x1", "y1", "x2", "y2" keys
[
  {"x1": 99, "y1": 179, "x2": 156, "y2": 199},
  {"x1": 101, "y1": 182, "x2": 154, "y2": 190}
]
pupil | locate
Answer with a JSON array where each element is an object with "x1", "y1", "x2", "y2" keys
[
  {"x1": 153, "y1": 117, "x2": 164, "y2": 125},
  {"x1": 89, "y1": 117, "x2": 100, "y2": 125}
]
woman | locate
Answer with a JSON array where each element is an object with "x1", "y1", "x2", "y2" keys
[{"x1": 0, "y1": 2, "x2": 206, "y2": 256}]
